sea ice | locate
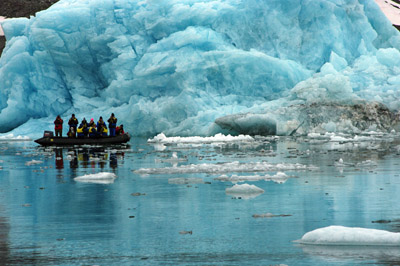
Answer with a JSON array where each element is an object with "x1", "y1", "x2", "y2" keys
[
  {"x1": 225, "y1": 183, "x2": 264, "y2": 199},
  {"x1": 25, "y1": 160, "x2": 43, "y2": 166},
  {"x1": 74, "y1": 172, "x2": 117, "y2": 184},
  {"x1": 297, "y1": 225, "x2": 400, "y2": 246},
  {"x1": 134, "y1": 161, "x2": 315, "y2": 175}
]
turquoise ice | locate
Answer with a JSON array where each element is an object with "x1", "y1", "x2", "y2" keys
[{"x1": 1, "y1": 0, "x2": 400, "y2": 137}]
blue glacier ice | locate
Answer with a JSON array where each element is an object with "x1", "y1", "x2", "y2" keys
[{"x1": 1, "y1": 0, "x2": 400, "y2": 138}]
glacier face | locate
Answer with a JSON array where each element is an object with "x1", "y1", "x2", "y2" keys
[{"x1": 1, "y1": 0, "x2": 400, "y2": 137}]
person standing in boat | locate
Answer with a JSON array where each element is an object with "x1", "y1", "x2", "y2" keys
[
  {"x1": 68, "y1": 114, "x2": 79, "y2": 137},
  {"x1": 54, "y1": 115, "x2": 63, "y2": 137},
  {"x1": 107, "y1": 113, "x2": 117, "y2": 137}
]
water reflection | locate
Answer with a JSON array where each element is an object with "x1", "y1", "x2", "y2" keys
[
  {"x1": 48, "y1": 146, "x2": 127, "y2": 171},
  {"x1": 300, "y1": 244, "x2": 400, "y2": 264}
]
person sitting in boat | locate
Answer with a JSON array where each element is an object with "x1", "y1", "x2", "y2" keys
[
  {"x1": 68, "y1": 114, "x2": 79, "y2": 137},
  {"x1": 54, "y1": 115, "x2": 63, "y2": 137},
  {"x1": 88, "y1": 118, "x2": 95, "y2": 127},
  {"x1": 97, "y1": 116, "x2": 106, "y2": 129},
  {"x1": 98, "y1": 124, "x2": 108, "y2": 137},
  {"x1": 67, "y1": 127, "x2": 75, "y2": 138},
  {"x1": 77, "y1": 123, "x2": 85, "y2": 138},
  {"x1": 116, "y1": 124, "x2": 124, "y2": 135},
  {"x1": 107, "y1": 113, "x2": 117, "y2": 137},
  {"x1": 89, "y1": 123, "x2": 97, "y2": 138},
  {"x1": 81, "y1": 118, "x2": 89, "y2": 137}
]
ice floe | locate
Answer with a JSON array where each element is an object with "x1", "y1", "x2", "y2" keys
[
  {"x1": 252, "y1": 213, "x2": 292, "y2": 218},
  {"x1": 0, "y1": 134, "x2": 31, "y2": 141},
  {"x1": 225, "y1": 183, "x2": 264, "y2": 199},
  {"x1": 148, "y1": 133, "x2": 254, "y2": 144},
  {"x1": 134, "y1": 161, "x2": 316, "y2": 175},
  {"x1": 74, "y1": 172, "x2": 117, "y2": 184},
  {"x1": 215, "y1": 171, "x2": 290, "y2": 184},
  {"x1": 25, "y1": 160, "x2": 43, "y2": 166},
  {"x1": 297, "y1": 226, "x2": 400, "y2": 246},
  {"x1": 168, "y1": 177, "x2": 204, "y2": 185}
]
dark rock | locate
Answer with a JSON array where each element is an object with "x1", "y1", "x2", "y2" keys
[
  {"x1": 0, "y1": 0, "x2": 59, "y2": 55},
  {"x1": 371, "y1": 219, "x2": 391, "y2": 223}
]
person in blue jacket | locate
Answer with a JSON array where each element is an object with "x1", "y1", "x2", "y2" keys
[{"x1": 107, "y1": 113, "x2": 117, "y2": 137}]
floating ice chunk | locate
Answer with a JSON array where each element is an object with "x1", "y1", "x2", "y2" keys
[
  {"x1": 0, "y1": 134, "x2": 30, "y2": 141},
  {"x1": 252, "y1": 213, "x2": 292, "y2": 218},
  {"x1": 297, "y1": 225, "x2": 400, "y2": 246},
  {"x1": 74, "y1": 172, "x2": 117, "y2": 184},
  {"x1": 25, "y1": 160, "x2": 43, "y2": 166},
  {"x1": 226, "y1": 183, "x2": 264, "y2": 199},
  {"x1": 168, "y1": 177, "x2": 204, "y2": 184},
  {"x1": 148, "y1": 133, "x2": 254, "y2": 144},
  {"x1": 215, "y1": 172, "x2": 289, "y2": 184},
  {"x1": 134, "y1": 161, "x2": 315, "y2": 175}
]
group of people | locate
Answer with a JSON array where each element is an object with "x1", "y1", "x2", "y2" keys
[{"x1": 54, "y1": 113, "x2": 124, "y2": 138}]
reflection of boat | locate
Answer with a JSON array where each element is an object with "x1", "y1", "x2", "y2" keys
[{"x1": 34, "y1": 132, "x2": 131, "y2": 146}]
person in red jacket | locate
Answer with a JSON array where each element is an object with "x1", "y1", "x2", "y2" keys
[
  {"x1": 54, "y1": 115, "x2": 63, "y2": 137},
  {"x1": 116, "y1": 124, "x2": 124, "y2": 135}
]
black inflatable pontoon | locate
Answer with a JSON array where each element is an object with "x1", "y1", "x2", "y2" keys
[{"x1": 34, "y1": 132, "x2": 131, "y2": 146}]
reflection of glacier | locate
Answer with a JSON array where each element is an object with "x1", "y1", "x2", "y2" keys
[{"x1": 1, "y1": 0, "x2": 400, "y2": 137}]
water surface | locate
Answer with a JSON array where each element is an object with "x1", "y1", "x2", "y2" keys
[{"x1": 1, "y1": 135, "x2": 400, "y2": 265}]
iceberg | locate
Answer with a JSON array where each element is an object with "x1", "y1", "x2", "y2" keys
[
  {"x1": 297, "y1": 225, "x2": 400, "y2": 246},
  {"x1": 1, "y1": 0, "x2": 400, "y2": 137}
]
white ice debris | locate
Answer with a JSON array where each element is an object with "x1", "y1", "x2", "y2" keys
[
  {"x1": 148, "y1": 133, "x2": 254, "y2": 144},
  {"x1": 168, "y1": 177, "x2": 204, "y2": 184},
  {"x1": 297, "y1": 225, "x2": 400, "y2": 246},
  {"x1": 0, "y1": 134, "x2": 31, "y2": 141},
  {"x1": 226, "y1": 183, "x2": 264, "y2": 199},
  {"x1": 215, "y1": 172, "x2": 289, "y2": 184},
  {"x1": 74, "y1": 172, "x2": 117, "y2": 184},
  {"x1": 134, "y1": 161, "x2": 315, "y2": 175},
  {"x1": 25, "y1": 160, "x2": 43, "y2": 166}
]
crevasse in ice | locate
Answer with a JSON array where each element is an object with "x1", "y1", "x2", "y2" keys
[{"x1": 1, "y1": 0, "x2": 400, "y2": 137}]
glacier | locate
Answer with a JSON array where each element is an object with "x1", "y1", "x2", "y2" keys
[{"x1": 1, "y1": 0, "x2": 400, "y2": 138}]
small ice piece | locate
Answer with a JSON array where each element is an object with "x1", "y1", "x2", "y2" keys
[
  {"x1": 252, "y1": 213, "x2": 292, "y2": 218},
  {"x1": 74, "y1": 172, "x2": 117, "y2": 184},
  {"x1": 25, "y1": 160, "x2": 43, "y2": 166},
  {"x1": 168, "y1": 177, "x2": 204, "y2": 184},
  {"x1": 296, "y1": 225, "x2": 400, "y2": 246},
  {"x1": 226, "y1": 183, "x2": 264, "y2": 199}
]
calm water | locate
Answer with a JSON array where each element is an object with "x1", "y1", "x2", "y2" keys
[{"x1": 1, "y1": 135, "x2": 400, "y2": 266}]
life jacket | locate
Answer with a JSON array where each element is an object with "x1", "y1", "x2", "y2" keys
[
  {"x1": 77, "y1": 127, "x2": 84, "y2": 133},
  {"x1": 69, "y1": 118, "x2": 78, "y2": 127},
  {"x1": 102, "y1": 127, "x2": 108, "y2": 136},
  {"x1": 89, "y1": 126, "x2": 97, "y2": 133},
  {"x1": 108, "y1": 117, "x2": 117, "y2": 128}
]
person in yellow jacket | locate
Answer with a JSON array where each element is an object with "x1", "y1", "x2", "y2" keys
[
  {"x1": 89, "y1": 123, "x2": 97, "y2": 138},
  {"x1": 99, "y1": 124, "x2": 108, "y2": 137}
]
